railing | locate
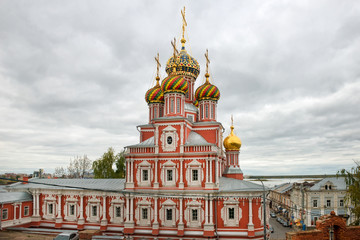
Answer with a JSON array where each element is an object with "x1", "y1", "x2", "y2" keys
[
  {"x1": 129, "y1": 147, "x2": 155, "y2": 154},
  {"x1": 184, "y1": 145, "x2": 218, "y2": 153}
]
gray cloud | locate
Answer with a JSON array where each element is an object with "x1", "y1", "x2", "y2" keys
[{"x1": 0, "y1": 0, "x2": 359, "y2": 175}]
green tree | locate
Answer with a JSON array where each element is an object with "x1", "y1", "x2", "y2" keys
[
  {"x1": 92, "y1": 147, "x2": 126, "y2": 178},
  {"x1": 337, "y1": 161, "x2": 360, "y2": 225}
]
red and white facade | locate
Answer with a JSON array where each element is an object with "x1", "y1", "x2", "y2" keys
[{"x1": 4, "y1": 12, "x2": 269, "y2": 240}]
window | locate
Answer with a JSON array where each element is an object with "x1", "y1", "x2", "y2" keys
[
  {"x1": 24, "y1": 206, "x2": 29, "y2": 216},
  {"x1": 166, "y1": 209, "x2": 172, "y2": 220},
  {"x1": 325, "y1": 185, "x2": 328, "y2": 190},
  {"x1": 192, "y1": 169, "x2": 198, "y2": 181},
  {"x1": 177, "y1": 99, "x2": 180, "y2": 113},
  {"x1": 187, "y1": 115, "x2": 194, "y2": 122},
  {"x1": 205, "y1": 104, "x2": 209, "y2": 118},
  {"x1": 329, "y1": 185, "x2": 332, "y2": 190},
  {"x1": 170, "y1": 98, "x2": 174, "y2": 113},
  {"x1": 167, "y1": 169, "x2": 173, "y2": 181},
  {"x1": 192, "y1": 209, "x2": 198, "y2": 221},
  {"x1": 142, "y1": 169, "x2": 148, "y2": 181},
  {"x1": 69, "y1": 205, "x2": 75, "y2": 216},
  {"x1": 212, "y1": 105, "x2": 215, "y2": 119},
  {"x1": 48, "y1": 203, "x2": 54, "y2": 214},
  {"x1": 326, "y1": 200, "x2": 331, "y2": 207},
  {"x1": 92, "y1": 205, "x2": 97, "y2": 216},
  {"x1": 339, "y1": 199, "x2": 344, "y2": 207},
  {"x1": 142, "y1": 208, "x2": 148, "y2": 219},
  {"x1": 154, "y1": 107, "x2": 157, "y2": 119},
  {"x1": 2, "y1": 209, "x2": 8, "y2": 220},
  {"x1": 229, "y1": 208, "x2": 235, "y2": 219},
  {"x1": 313, "y1": 200, "x2": 318, "y2": 208},
  {"x1": 116, "y1": 207, "x2": 121, "y2": 217}
]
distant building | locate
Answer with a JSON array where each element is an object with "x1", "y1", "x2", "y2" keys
[{"x1": 269, "y1": 182, "x2": 293, "y2": 219}]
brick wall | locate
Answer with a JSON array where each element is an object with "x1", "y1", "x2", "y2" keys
[{"x1": 286, "y1": 211, "x2": 360, "y2": 240}]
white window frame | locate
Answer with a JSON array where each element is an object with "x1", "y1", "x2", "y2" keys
[
  {"x1": 166, "y1": 208, "x2": 173, "y2": 221},
  {"x1": 92, "y1": 205, "x2": 98, "y2": 217},
  {"x1": 192, "y1": 169, "x2": 199, "y2": 181},
  {"x1": 326, "y1": 199, "x2": 331, "y2": 207},
  {"x1": 186, "y1": 160, "x2": 202, "y2": 187},
  {"x1": 24, "y1": 206, "x2": 29, "y2": 216},
  {"x1": 159, "y1": 199, "x2": 177, "y2": 227},
  {"x1": 2, "y1": 209, "x2": 8, "y2": 220},
  {"x1": 221, "y1": 199, "x2": 242, "y2": 227},
  {"x1": 142, "y1": 169, "x2": 149, "y2": 181},
  {"x1": 228, "y1": 207, "x2": 235, "y2": 219},
  {"x1": 339, "y1": 199, "x2": 344, "y2": 207},
  {"x1": 313, "y1": 199, "x2": 318, "y2": 208},
  {"x1": 69, "y1": 204, "x2": 75, "y2": 216},
  {"x1": 142, "y1": 208, "x2": 148, "y2": 220},
  {"x1": 48, "y1": 203, "x2": 54, "y2": 215},
  {"x1": 137, "y1": 161, "x2": 152, "y2": 187},
  {"x1": 167, "y1": 169, "x2": 173, "y2": 181},
  {"x1": 161, "y1": 160, "x2": 177, "y2": 187},
  {"x1": 115, "y1": 206, "x2": 121, "y2": 218},
  {"x1": 192, "y1": 209, "x2": 198, "y2": 221}
]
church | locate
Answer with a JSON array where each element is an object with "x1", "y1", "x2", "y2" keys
[{"x1": 4, "y1": 8, "x2": 268, "y2": 240}]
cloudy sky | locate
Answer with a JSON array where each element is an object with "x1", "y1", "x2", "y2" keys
[{"x1": 0, "y1": 0, "x2": 359, "y2": 176}]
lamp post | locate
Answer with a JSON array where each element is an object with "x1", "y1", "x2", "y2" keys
[{"x1": 258, "y1": 179, "x2": 267, "y2": 240}]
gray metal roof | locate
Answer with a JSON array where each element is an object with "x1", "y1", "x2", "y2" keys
[
  {"x1": 6, "y1": 178, "x2": 125, "y2": 192},
  {"x1": 310, "y1": 177, "x2": 347, "y2": 191},
  {"x1": 219, "y1": 177, "x2": 266, "y2": 192},
  {"x1": 0, "y1": 191, "x2": 32, "y2": 203},
  {"x1": 223, "y1": 166, "x2": 243, "y2": 174},
  {"x1": 185, "y1": 103, "x2": 198, "y2": 112},
  {"x1": 185, "y1": 131, "x2": 212, "y2": 146},
  {"x1": 127, "y1": 136, "x2": 154, "y2": 148}
]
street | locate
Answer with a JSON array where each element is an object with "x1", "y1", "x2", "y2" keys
[{"x1": 269, "y1": 217, "x2": 295, "y2": 240}]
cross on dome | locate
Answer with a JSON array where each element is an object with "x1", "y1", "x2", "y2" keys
[
  {"x1": 154, "y1": 53, "x2": 161, "y2": 82},
  {"x1": 181, "y1": 6, "x2": 187, "y2": 46}
]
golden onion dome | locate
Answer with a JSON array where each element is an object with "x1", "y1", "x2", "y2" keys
[
  {"x1": 223, "y1": 125, "x2": 241, "y2": 151},
  {"x1": 145, "y1": 77, "x2": 164, "y2": 104}
]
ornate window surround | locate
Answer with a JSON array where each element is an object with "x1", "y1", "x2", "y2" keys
[
  {"x1": 159, "y1": 199, "x2": 178, "y2": 227},
  {"x1": 221, "y1": 198, "x2": 242, "y2": 227},
  {"x1": 160, "y1": 160, "x2": 177, "y2": 187},
  {"x1": 64, "y1": 195, "x2": 79, "y2": 222},
  {"x1": 160, "y1": 125, "x2": 179, "y2": 152},
  {"x1": 186, "y1": 160, "x2": 203, "y2": 187},
  {"x1": 109, "y1": 197, "x2": 125, "y2": 224},
  {"x1": 42, "y1": 195, "x2": 56, "y2": 220},
  {"x1": 184, "y1": 200, "x2": 204, "y2": 228},
  {"x1": 85, "y1": 196, "x2": 101, "y2": 223},
  {"x1": 136, "y1": 161, "x2": 152, "y2": 187},
  {"x1": 135, "y1": 198, "x2": 152, "y2": 226}
]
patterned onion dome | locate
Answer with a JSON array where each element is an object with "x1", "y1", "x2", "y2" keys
[
  {"x1": 161, "y1": 75, "x2": 188, "y2": 94},
  {"x1": 165, "y1": 46, "x2": 200, "y2": 79},
  {"x1": 223, "y1": 125, "x2": 241, "y2": 151},
  {"x1": 145, "y1": 77, "x2": 164, "y2": 104},
  {"x1": 193, "y1": 99, "x2": 199, "y2": 107},
  {"x1": 195, "y1": 74, "x2": 220, "y2": 102}
]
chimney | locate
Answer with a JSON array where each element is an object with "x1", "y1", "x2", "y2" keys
[{"x1": 22, "y1": 176, "x2": 29, "y2": 184}]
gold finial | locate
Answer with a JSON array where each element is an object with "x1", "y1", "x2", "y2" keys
[
  {"x1": 154, "y1": 53, "x2": 161, "y2": 85},
  {"x1": 171, "y1": 38, "x2": 179, "y2": 73},
  {"x1": 181, "y1": 6, "x2": 187, "y2": 47},
  {"x1": 204, "y1": 49, "x2": 210, "y2": 83}
]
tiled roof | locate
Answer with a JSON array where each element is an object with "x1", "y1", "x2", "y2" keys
[
  {"x1": 310, "y1": 177, "x2": 347, "y2": 191},
  {"x1": 219, "y1": 177, "x2": 266, "y2": 192},
  {"x1": 185, "y1": 131, "x2": 213, "y2": 146},
  {"x1": 0, "y1": 191, "x2": 32, "y2": 203},
  {"x1": 6, "y1": 178, "x2": 125, "y2": 192}
]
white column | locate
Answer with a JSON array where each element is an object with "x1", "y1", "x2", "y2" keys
[
  {"x1": 205, "y1": 198, "x2": 209, "y2": 224},
  {"x1": 127, "y1": 159, "x2": 130, "y2": 182},
  {"x1": 179, "y1": 198, "x2": 183, "y2": 224},
  {"x1": 206, "y1": 159, "x2": 209, "y2": 183},
  {"x1": 154, "y1": 197, "x2": 158, "y2": 224},
  {"x1": 210, "y1": 198, "x2": 213, "y2": 224},
  {"x1": 179, "y1": 159, "x2": 184, "y2": 188},
  {"x1": 154, "y1": 159, "x2": 158, "y2": 187},
  {"x1": 248, "y1": 197, "x2": 253, "y2": 225},
  {"x1": 32, "y1": 191, "x2": 36, "y2": 217},
  {"x1": 19, "y1": 203, "x2": 22, "y2": 220},
  {"x1": 209, "y1": 158, "x2": 213, "y2": 183},
  {"x1": 79, "y1": 194, "x2": 84, "y2": 220},
  {"x1": 215, "y1": 159, "x2": 219, "y2": 185},
  {"x1": 126, "y1": 196, "x2": 130, "y2": 221},
  {"x1": 130, "y1": 160, "x2": 134, "y2": 183},
  {"x1": 57, "y1": 194, "x2": 62, "y2": 218},
  {"x1": 14, "y1": 204, "x2": 17, "y2": 221},
  {"x1": 130, "y1": 196, "x2": 133, "y2": 222},
  {"x1": 36, "y1": 193, "x2": 40, "y2": 216},
  {"x1": 102, "y1": 195, "x2": 107, "y2": 222}
]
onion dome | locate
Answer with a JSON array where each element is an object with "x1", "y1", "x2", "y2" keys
[
  {"x1": 193, "y1": 99, "x2": 199, "y2": 107},
  {"x1": 145, "y1": 77, "x2": 164, "y2": 104},
  {"x1": 165, "y1": 39, "x2": 200, "y2": 79},
  {"x1": 195, "y1": 73, "x2": 220, "y2": 102},
  {"x1": 223, "y1": 125, "x2": 242, "y2": 151},
  {"x1": 161, "y1": 75, "x2": 188, "y2": 94}
]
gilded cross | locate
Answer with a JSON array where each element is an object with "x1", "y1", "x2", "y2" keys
[
  {"x1": 154, "y1": 53, "x2": 161, "y2": 78},
  {"x1": 205, "y1": 49, "x2": 210, "y2": 74},
  {"x1": 171, "y1": 37, "x2": 179, "y2": 59},
  {"x1": 181, "y1": 6, "x2": 187, "y2": 39},
  {"x1": 231, "y1": 115, "x2": 234, "y2": 126}
]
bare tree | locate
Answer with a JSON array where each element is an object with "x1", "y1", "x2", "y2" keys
[
  {"x1": 68, "y1": 155, "x2": 92, "y2": 178},
  {"x1": 54, "y1": 166, "x2": 66, "y2": 178}
]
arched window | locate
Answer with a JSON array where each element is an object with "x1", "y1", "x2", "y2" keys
[
  {"x1": 154, "y1": 107, "x2": 157, "y2": 119},
  {"x1": 205, "y1": 104, "x2": 209, "y2": 118},
  {"x1": 177, "y1": 98, "x2": 180, "y2": 113}
]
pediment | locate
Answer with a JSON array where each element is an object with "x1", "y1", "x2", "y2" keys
[
  {"x1": 163, "y1": 160, "x2": 176, "y2": 167},
  {"x1": 138, "y1": 160, "x2": 151, "y2": 167},
  {"x1": 163, "y1": 125, "x2": 177, "y2": 132},
  {"x1": 162, "y1": 199, "x2": 176, "y2": 206},
  {"x1": 188, "y1": 159, "x2": 201, "y2": 166}
]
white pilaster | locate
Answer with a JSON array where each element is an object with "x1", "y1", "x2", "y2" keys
[
  {"x1": 248, "y1": 197, "x2": 254, "y2": 231},
  {"x1": 154, "y1": 159, "x2": 159, "y2": 188},
  {"x1": 126, "y1": 196, "x2": 130, "y2": 221},
  {"x1": 205, "y1": 198, "x2": 209, "y2": 224},
  {"x1": 101, "y1": 194, "x2": 107, "y2": 225},
  {"x1": 130, "y1": 197, "x2": 134, "y2": 222},
  {"x1": 209, "y1": 158, "x2": 213, "y2": 183},
  {"x1": 179, "y1": 159, "x2": 184, "y2": 189}
]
